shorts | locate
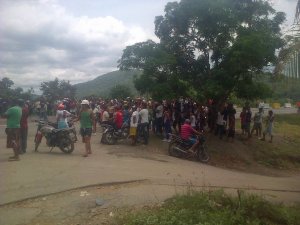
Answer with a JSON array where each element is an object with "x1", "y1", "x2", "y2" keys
[
  {"x1": 244, "y1": 123, "x2": 250, "y2": 132},
  {"x1": 188, "y1": 137, "x2": 197, "y2": 145},
  {"x1": 252, "y1": 123, "x2": 262, "y2": 130},
  {"x1": 264, "y1": 125, "x2": 273, "y2": 135},
  {"x1": 5, "y1": 128, "x2": 20, "y2": 148},
  {"x1": 80, "y1": 128, "x2": 92, "y2": 137}
]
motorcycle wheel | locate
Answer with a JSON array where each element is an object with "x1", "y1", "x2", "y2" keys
[
  {"x1": 122, "y1": 127, "x2": 129, "y2": 139},
  {"x1": 197, "y1": 145, "x2": 210, "y2": 163},
  {"x1": 168, "y1": 142, "x2": 182, "y2": 158},
  {"x1": 103, "y1": 132, "x2": 117, "y2": 145},
  {"x1": 34, "y1": 133, "x2": 42, "y2": 152},
  {"x1": 59, "y1": 137, "x2": 74, "y2": 153}
]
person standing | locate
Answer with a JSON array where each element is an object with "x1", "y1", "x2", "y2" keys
[
  {"x1": 162, "y1": 109, "x2": 172, "y2": 142},
  {"x1": 245, "y1": 106, "x2": 252, "y2": 138},
  {"x1": 155, "y1": 101, "x2": 163, "y2": 136},
  {"x1": 129, "y1": 106, "x2": 138, "y2": 145},
  {"x1": 3, "y1": 100, "x2": 22, "y2": 161},
  {"x1": 250, "y1": 107, "x2": 263, "y2": 138},
  {"x1": 261, "y1": 110, "x2": 275, "y2": 143},
  {"x1": 227, "y1": 103, "x2": 236, "y2": 142},
  {"x1": 56, "y1": 104, "x2": 72, "y2": 129},
  {"x1": 138, "y1": 102, "x2": 149, "y2": 144},
  {"x1": 78, "y1": 100, "x2": 95, "y2": 157},
  {"x1": 20, "y1": 100, "x2": 29, "y2": 154}
]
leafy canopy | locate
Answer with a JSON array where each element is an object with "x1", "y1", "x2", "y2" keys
[
  {"x1": 0, "y1": 77, "x2": 35, "y2": 101},
  {"x1": 40, "y1": 78, "x2": 76, "y2": 102},
  {"x1": 118, "y1": 0, "x2": 285, "y2": 102}
]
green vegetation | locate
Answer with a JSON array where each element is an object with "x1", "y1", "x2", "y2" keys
[
  {"x1": 74, "y1": 70, "x2": 141, "y2": 98},
  {"x1": 40, "y1": 78, "x2": 76, "y2": 102},
  {"x1": 119, "y1": 0, "x2": 285, "y2": 103},
  {"x1": 115, "y1": 190, "x2": 300, "y2": 225},
  {"x1": 252, "y1": 114, "x2": 300, "y2": 169},
  {"x1": 110, "y1": 84, "x2": 133, "y2": 99},
  {"x1": 0, "y1": 77, "x2": 35, "y2": 101}
]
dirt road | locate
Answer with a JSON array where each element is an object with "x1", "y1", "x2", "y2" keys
[{"x1": 0, "y1": 118, "x2": 299, "y2": 225}]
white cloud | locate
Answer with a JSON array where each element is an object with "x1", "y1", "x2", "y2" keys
[
  {"x1": 0, "y1": 0, "x2": 151, "y2": 90},
  {"x1": 0, "y1": 0, "x2": 296, "y2": 92}
]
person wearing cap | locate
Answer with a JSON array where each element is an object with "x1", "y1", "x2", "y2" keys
[
  {"x1": 180, "y1": 118, "x2": 202, "y2": 154},
  {"x1": 78, "y1": 100, "x2": 95, "y2": 157},
  {"x1": 56, "y1": 103, "x2": 72, "y2": 129},
  {"x1": 2, "y1": 99, "x2": 22, "y2": 161}
]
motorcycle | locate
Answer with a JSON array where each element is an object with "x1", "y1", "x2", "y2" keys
[
  {"x1": 168, "y1": 133, "x2": 210, "y2": 163},
  {"x1": 101, "y1": 122, "x2": 129, "y2": 145},
  {"x1": 34, "y1": 120, "x2": 77, "y2": 153}
]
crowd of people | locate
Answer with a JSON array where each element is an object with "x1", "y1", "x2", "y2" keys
[{"x1": 1, "y1": 97, "x2": 275, "y2": 161}]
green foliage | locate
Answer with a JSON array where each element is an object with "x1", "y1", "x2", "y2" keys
[
  {"x1": 74, "y1": 70, "x2": 140, "y2": 98},
  {"x1": 109, "y1": 84, "x2": 133, "y2": 99},
  {"x1": 118, "y1": 0, "x2": 285, "y2": 103},
  {"x1": 0, "y1": 77, "x2": 35, "y2": 101},
  {"x1": 40, "y1": 78, "x2": 76, "y2": 102},
  {"x1": 272, "y1": 78, "x2": 300, "y2": 102},
  {"x1": 116, "y1": 190, "x2": 300, "y2": 225}
]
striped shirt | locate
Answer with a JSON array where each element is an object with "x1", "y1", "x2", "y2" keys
[{"x1": 180, "y1": 123, "x2": 192, "y2": 140}]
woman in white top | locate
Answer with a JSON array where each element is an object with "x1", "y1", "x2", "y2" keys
[{"x1": 56, "y1": 104, "x2": 72, "y2": 129}]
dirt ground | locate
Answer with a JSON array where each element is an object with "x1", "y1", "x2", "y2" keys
[{"x1": 0, "y1": 116, "x2": 299, "y2": 225}]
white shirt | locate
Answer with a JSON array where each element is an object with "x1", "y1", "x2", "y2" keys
[
  {"x1": 130, "y1": 111, "x2": 138, "y2": 127},
  {"x1": 156, "y1": 105, "x2": 163, "y2": 118},
  {"x1": 139, "y1": 108, "x2": 149, "y2": 123},
  {"x1": 56, "y1": 110, "x2": 71, "y2": 124},
  {"x1": 216, "y1": 112, "x2": 225, "y2": 125},
  {"x1": 102, "y1": 111, "x2": 109, "y2": 122},
  {"x1": 190, "y1": 115, "x2": 196, "y2": 127}
]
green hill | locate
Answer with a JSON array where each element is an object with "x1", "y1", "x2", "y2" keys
[{"x1": 74, "y1": 70, "x2": 141, "y2": 98}]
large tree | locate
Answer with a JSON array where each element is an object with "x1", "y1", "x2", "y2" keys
[
  {"x1": 40, "y1": 78, "x2": 76, "y2": 102},
  {"x1": 0, "y1": 77, "x2": 35, "y2": 101},
  {"x1": 118, "y1": 0, "x2": 285, "y2": 103}
]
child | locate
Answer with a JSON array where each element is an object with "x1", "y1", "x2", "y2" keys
[{"x1": 261, "y1": 110, "x2": 274, "y2": 143}]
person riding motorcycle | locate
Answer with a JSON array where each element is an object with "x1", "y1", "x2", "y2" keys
[
  {"x1": 114, "y1": 105, "x2": 123, "y2": 134},
  {"x1": 180, "y1": 119, "x2": 202, "y2": 154}
]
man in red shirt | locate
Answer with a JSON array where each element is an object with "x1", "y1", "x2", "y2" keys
[
  {"x1": 114, "y1": 106, "x2": 123, "y2": 130},
  {"x1": 20, "y1": 100, "x2": 29, "y2": 154},
  {"x1": 180, "y1": 119, "x2": 201, "y2": 154}
]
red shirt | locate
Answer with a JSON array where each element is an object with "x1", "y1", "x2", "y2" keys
[
  {"x1": 114, "y1": 111, "x2": 123, "y2": 129},
  {"x1": 180, "y1": 123, "x2": 192, "y2": 140},
  {"x1": 20, "y1": 105, "x2": 29, "y2": 129}
]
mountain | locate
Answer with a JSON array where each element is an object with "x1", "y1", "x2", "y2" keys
[{"x1": 74, "y1": 70, "x2": 141, "y2": 98}]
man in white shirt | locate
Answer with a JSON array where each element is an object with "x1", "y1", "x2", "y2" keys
[
  {"x1": 155, "y1": 101, "x2": 163, "y2": 135},
  {"x1": 138, "y1": 102, "x2": 149, "y2": 144}
]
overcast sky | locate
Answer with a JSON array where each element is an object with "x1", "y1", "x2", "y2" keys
[{"x1": 0, "y1": 0, "x2": 297, "y2": 91}]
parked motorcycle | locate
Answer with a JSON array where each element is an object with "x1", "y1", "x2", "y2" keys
[
  {"x1": 101, "y1": 122, "x2": 129, "y2": 145},
  {"x1": 34, "y1": 120, "x2": 77, "y2": 153},
  {"x1": 168, "y1": 133, "x2": 210, "y2": 163}
]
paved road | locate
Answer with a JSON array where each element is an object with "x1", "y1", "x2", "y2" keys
[{"x1": 0, "y1": 116, "x2": 299, "y2": 207}]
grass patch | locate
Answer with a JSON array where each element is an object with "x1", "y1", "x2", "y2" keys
[
  {"x1": 237, "y1": 114, "x2": 300, "y2": 169},
  {"x1": 252, "y1": 114, "x2": 300, "y2": 169},
  {"x1": 275, "y1": 114, "x2": 300, "y2": 126},
  {"x1": 114, "y1": 190, "x2": 300, "y2": 225}
]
